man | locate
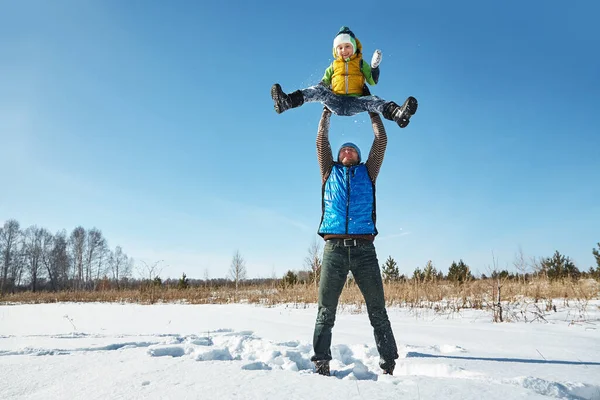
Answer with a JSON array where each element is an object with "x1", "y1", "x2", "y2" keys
[{"x1": 311, "y1": 106, "x2": 411, "y2": 376}]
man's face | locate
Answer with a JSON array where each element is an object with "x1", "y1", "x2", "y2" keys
[
  {"x1": 336, "y1": 42, "x2": 354, "y2": 59},
  {"x1": 338, "y1": 146, "x2": 359, "y2": 166}
]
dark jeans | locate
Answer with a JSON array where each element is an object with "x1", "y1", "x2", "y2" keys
[
  {"x1": 301, "y1": 85, "x2": 388, "y2": 116},
  {"x1": 311, "y1": 239, "x2": 399, "y2": 364}
]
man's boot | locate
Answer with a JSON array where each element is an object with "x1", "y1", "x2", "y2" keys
[
  {"x1": 382, "y1": 96, "x2": 418, "y2": 128},
  {"x1": 380, "y1": 359, "x2": 396, "y2": 375},
  {"x1": 271, "y1": 84, "x2": 304, "y2": 114},
  {"x1": 313, "y1": 360, "x2": 330, "y2": 376}
]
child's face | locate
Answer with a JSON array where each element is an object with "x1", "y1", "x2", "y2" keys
[{"x1": 336, "y1": 42, "x2": 354, "y2": 59}]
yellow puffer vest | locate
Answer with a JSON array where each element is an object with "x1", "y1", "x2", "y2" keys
[{"x1": 331, "y1": 38, "x2": 364, "y2": 95}]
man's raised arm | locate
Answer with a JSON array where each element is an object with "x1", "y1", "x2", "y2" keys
[
  {"x1": 316, "y1": 108, "x2": 334, "y2": 182},
  {"x1": 365, "y1": 112, "x2": 388, "y2": 182}
]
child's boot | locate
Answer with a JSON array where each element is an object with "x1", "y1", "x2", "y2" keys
[
  {"x1": 382, "y1": 96, "x2": 418, "y2": 128},
  {"x1": 271, "y1": 84, "x2": 304, "y2": 114}
]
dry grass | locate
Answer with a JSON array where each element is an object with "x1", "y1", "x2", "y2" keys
[{"x1": 2, "y1": 278, "x2": 598, "y2": 309}]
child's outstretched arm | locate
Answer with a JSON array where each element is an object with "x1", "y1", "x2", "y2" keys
[
  {"x1": 361, "y1": 62, "x2": 379, "y2": 85},
  {"x1": 362, "y1": 50, "x2": 382, "y2": 85},
  {"x1": 362, "y1": 63, "x2": 377, "y2": 85}
]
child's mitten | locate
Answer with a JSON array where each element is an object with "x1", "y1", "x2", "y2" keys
[{"x1": 371, "y1": 49, "x2": 382, "y2": 69}]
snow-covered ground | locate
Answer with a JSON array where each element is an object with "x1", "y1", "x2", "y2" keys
[{"x1": 1, "y1": 301, "x2": 599, "y2": 399}]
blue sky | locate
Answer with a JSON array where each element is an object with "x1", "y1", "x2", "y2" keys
[{"x1": 1, "y1": 0, "x2": 599, "y2": 280}]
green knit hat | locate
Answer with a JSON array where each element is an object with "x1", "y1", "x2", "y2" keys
[{"x1": 333, "y1": 26, "x2": 357, "y2": 55}]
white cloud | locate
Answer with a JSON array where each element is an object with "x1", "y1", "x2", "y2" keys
[{"x1": 377, "y1": 229, "x2": 411, "y2": 241}]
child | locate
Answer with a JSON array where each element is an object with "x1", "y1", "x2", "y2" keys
[{"x1": 271, "y1": 26, "x2": 418, "y2": 128}]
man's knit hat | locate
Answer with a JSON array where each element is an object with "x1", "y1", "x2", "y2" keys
[
  {"x1": 338, "y1": 142, "x2": 361, "y2": 163},
  {"x1": 333, "y1": 26, "x2": 357, "y2": 55}
]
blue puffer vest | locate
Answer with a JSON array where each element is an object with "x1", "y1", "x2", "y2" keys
[{"x1": 318, "y1": 163, "x2": 377, "y2": 236}]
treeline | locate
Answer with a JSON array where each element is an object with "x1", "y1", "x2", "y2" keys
[
  {"x1": 0, "y1": 217, "x2": 309, "y2": 295},
  {"x1": 2, "y1": 217, "x2": 600, "y2": 297},
  {"x1": 281, "y1": 246, "x2": 600, "y2": 287},
  {"x1": 379, "y1": 249, "x2": 600, "y2": 283},
  {"x1": 0, "y1": 219, "x2": 134, "y2": 295}
]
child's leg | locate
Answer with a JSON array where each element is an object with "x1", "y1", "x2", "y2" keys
[
  {"x1": 303, "y1": 88, "x2": 388, "y2": 116},
  {"x1": 300, "y1": 86, "x2": 417, "y2": 123},
  {"x1": 344, "y1": 95, "x2": 388, "y2": 115},
  {"x1": 300, "y1": 85, "x2": 353, "y2": 116},
  {"x1": 381, "y1": 97, "x2": 419, "y2": 128},
  {"x1": 348, "y1": 95, "x2": 419, "y2": 128},
  {"x1": 271, "y1": 84, "x2": 304, "y2": 114}
]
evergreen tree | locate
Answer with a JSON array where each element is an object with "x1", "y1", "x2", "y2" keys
[
  {"x1": 412, "y1": 267, "x2": 425, "y2": 282},
  {"x1": 423, "y1": 260, "x2": 438, "y2": 282},
  {"x1": 381, "y1": 256, "x2": 400, "y2": 283},
  {"x1": 436, "y1": 270, "x2": 445, "y2": 281},
  {"x1": 588, "y1": 243, "x2": 600, "y2": 279},
  {"x1": 177, "y1": 272, "x2": 189, "y2": 290},
  {"x1": 282, "y1": 270, "x2": 298, "y2": 286},
  {"x1": 541, "y1": 251, "x2": 580, "y2": 281},
  {"x1": 491, "y1": 270, "x2": 512, "y2": 280},
  {"x1": 447, "y1": 259, "x2": 473, "y2": 283}
]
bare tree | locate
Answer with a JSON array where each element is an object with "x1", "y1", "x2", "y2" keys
[
  {"x1": 93, "y1": 244, "x2": 110, "y2": 284},
  {"x1": 13, "y1": 231, "x2": 26, "y2": 289},
  {"x1": 203, "y1": 268, "x2": 210, "y2": 288},
  {"x1": 109, "y1": 246, "x2": 132, "y2": 289},
  {"x1": 69, "y1": 227, "x2": 86, "y2": 290},
  {"x1": 304, "y1": 239, "x2": 322, "y2": 290},
  {"x1": 39, "y1": 229, "x2": 56, "y2": 290},
  {"x1": 49, "y1": 230, "x2": 70, "y2": 290},
  {"x1": 1, "y1": 219, "x2": 21, "y2": 295},
  {"x1": 138, "y1": 260, "x2": 164, "y2": 281},
  {"x1": 513, "y1": 246, "x2": 529, "y2": 284},
  {"x1": 530, "y1": 256, "x2": 545, "y2": 278},
  {"x1": 23, "y1": 226, "x2": 47, "y2": 292},
  {"x1": 137, "y1": 260, "x2": 164, "y2": 304},
  {"x1": 228, "y1": 250, "x2": 247, "y2": 292},
  {"x1": 85, "y1": 228, "x2": 106, "y2": 287},
  {"x1": 486, "y1": 253, "x2": 508, "y2": 323}
]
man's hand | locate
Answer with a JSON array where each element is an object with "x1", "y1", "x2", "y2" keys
[{"x1": 371, "y1": 49, "x2": 382, "y2": 69}]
